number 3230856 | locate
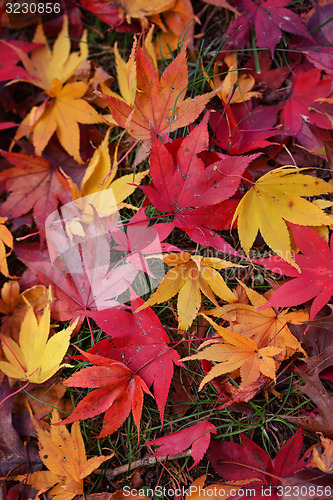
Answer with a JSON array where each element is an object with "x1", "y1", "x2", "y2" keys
[{"x1": 5, "y1": 2, "x2": 61, "y2": 14}]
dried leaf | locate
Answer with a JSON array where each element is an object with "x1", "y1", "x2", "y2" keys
[
  {"x1": 22, "y1": 410, "x2": 113, "y2": 500},
  {"x1": 0, "y1": 292, "x2": 78, "y2": 384}
]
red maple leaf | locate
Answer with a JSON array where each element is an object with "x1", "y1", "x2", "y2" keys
[
  {"x1": 210, "y1": 103, "x2": 280, "y2": 155},
  {"x1": 0, "y1": 40, "x2": 39, "y2": 82},
  {"x1": 0, "y1": 150, "x2": 72, "y2": 234},
  {"x1": 282, "y1": 69, "x2": 333, "y2": 135},
  {"x1": 59, "y1": 348, "x2": 151, "y2": 437},
  {"x1": 258, "y1": 224, "x2": 333, "y2": 320},
  {"x1": 207, "y1": 428, "x2": 307, "y2": 498},
  {"x1": 87, "y1": 297, "x2": 181, "y2": 423},
  {"x1": 78, "y1": 0, "x2": 137, "y2": 31},
  {"x1": 109, "y1": 208, "x2": 178, "y2": 278},
  {"x1": 224, "y1": 0, "x2": 313, "y2": 56},
  {"x1": 104, "y1": 45, "x2": 215, "y2": 142},
  {"x1": 143, "y1": 116, "x2": 259, "y2": 255},
  {"x1": 145, "y1": 420, "x2": 217, "y2": 468}
]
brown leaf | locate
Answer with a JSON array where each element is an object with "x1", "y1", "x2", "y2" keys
[
  {"x1": 286, "y1": 347, "x2": 333, "y2": 438},
  {"x1": 0, "y1": 281, "x2": 47, "y2": 339},
  {"x1": 0, "y1": 377, "x2": 41, "y2": 476}
]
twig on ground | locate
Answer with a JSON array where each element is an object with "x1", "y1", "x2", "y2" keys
[{"x1": 104, "y1": 451, "x2": 192, "y2": 481}]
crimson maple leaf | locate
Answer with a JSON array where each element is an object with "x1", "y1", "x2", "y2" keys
[
  {"x1": 207, "y1": 428, "x2": 307, "y2": 498},
  {"x1": 282, "y1": 69, "x2": 333, "y2": 135},
  {"x1": 79, "y1": 0, "x2": 137, "y2": 31},
  {"x1": 224, "y1": 0, "x2": 313, "y2": 56},
  {"x1": 109, "y1": 208, "x2": 178, "y2": 278},
  {"x1": 59, "y1": 348, "x2": 151, "y2": 437},
  {"x1": 145, "y1": 420, "x2": 217, "y2": 468},
  {"x1": 258, "y1": 224, "x2": 333, "y2": 320},
  {"x1": 210, "y1": 103, "x2": 280, "y2": 155},
  {"x1": 87, "y1": 297, "x2": 181, "y2": 423},
  {"x1": 0, "y1": 40, "x2": 39, "y2": 82},
  {"x1": 143, "y1": 116, "x2": 259, "y2": 255}
]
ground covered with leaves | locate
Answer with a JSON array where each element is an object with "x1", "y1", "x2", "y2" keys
[{"x1": 1, "y1": 0, "x2": 333, "y2": 499}]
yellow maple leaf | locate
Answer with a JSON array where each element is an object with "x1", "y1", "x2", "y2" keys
[
  {"x1": 22, "y1": 410, "x2": 113, "y2": 500},
  {"x1": 62, "y1": 129, "x2": 148, "y2": 236},
  {"x1": 15, "y1": 79, "x2": 102, "y2": 163},
  {"x1": 99, "y1": 28, "x2": 157, "y2": 126},
  {"x1": 0, "y1": 291, "x2": 78, "y2": 384},
  {"x1": 8, "y1": 15, "x2": 88, "y2": 90},
  {"x1": 136, "y1": 252, "x2": 241, "y2": 330},
  {"x1": 209, "y1": 282, "x2": 307, "y2": 361},
  {"x1": 232, "y1": 166, "x2": 333, "y2": 265},
  {"x1": 204, "y1": 53, "x2": 260, "y2": 104},
  {"x1": 0, "y1": 217, "x2": 13, "y2": 278},
  {"x1": 11, "y1": 16, "x2": 101, "y2": 162},
  {"x1": 182, "y1": 315, "x2": 282, "y2": 390}
]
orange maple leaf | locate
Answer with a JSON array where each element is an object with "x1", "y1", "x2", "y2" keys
[
  {"x1": 20, "y1": 410, "x2": 112, "y2": 499},
  {"x1": 0, "y1": 281, "x2": 47, "y2": 339},
  {"x1": 209, "y1": 282, "x2": 308, "y2": 361},
  {"x1": 11, "y1": 16, "x2": 102, "y2": 162},
  {"x1": 102, "y1": 43, "x2": 216, "y2": 141},
  {"x1": 59, "y1": 348, "x2": 152, "y2": 437},
  {"x1": 182, "y1": 315, "x2": 282, "y2": 390},
  {"x1": 0, "y1": 217, "x2": 13, "y2": 278},
  {"x1": 15, "y1": 80, "x2": 102, "y2": 163}
]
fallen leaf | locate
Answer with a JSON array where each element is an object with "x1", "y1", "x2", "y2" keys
[
  {"x1": 22, "y1": 409, "x2": 113, "y2": 499},
  {"x1": 0, "y1": 377, "x2": 41, "y2": 476},
  {"x1": 145, "y1": 420, "x2": 217, "y2": 468},
  {"x1": 152, "y1": 0, "x2": 195, "y2": 59},
  {"x1": 103, "y1": 44, "x2": 216, "y2": 141},
  {"x1": 13, "y1": 379, "x2": 69, "y2": 423},
  {"x1": 8, "y1": 15, "x2": 88, "y2": 90},
  {"x1": 224, "y1": 0, "x2": 313, "y2": 57},
  {"x1": 182, "y1": 315, "x2": 282, "y2": 390},
  {"x1": 143, "y1": 115, "x2": 259, "y2": 255},
  {"x1": 207, "y1": 428, "x2": 307, "y2": 495},
  {"x1": 0, "y1": 149, "x2": 73, "y2": 234},
  {"x1": 205, "y1": 53, "x2": 260, "y2": 105},
  {"x1": 0, "y1": 217, "x2": 13, "y2": 278},
  {"x1": 15, "y1": 79, "x2": 102, "y2": 163},
  {"x1": 65, "y1": 128, "x2": 148, "y2": 220},
  {"x1": 309, "y1": 435, "x2": 333, "y2": 473},
  {"x1": 116, "y1": 0, "x2": 175, "y2": 27},
  {"x1": 210, "y1": 103, "x2": 279, "y2": 155},
  {"x1": 0, "y1": 292, "x2": 78, "y2": 384},
  {"x1": 59, "y1": 349, "x2": 151, "y2": 437},
  {"x1": 0, "y1": 39, "x2": 40, "y2": 82},
  {"x1": 136, "y1": 252, "x2": 240, "y2": 330},
  {"x1": 211, "y1": 282, "x2": 307, "y2": 361},
  {"x1": 283, "y1": 69, "x2": 333, "y2": 135},
  {"x1": 0, "y1": 281, "x2": 47, "y2": 339},
  {"x1": 259, "y1": 224, "x2": 333, "y2": 320},
  {"x1": 232, "y1": 166, "x2": 333, "y2": 266},
  {"x1": 87, "y1": 296, "x2": 181, "y2": 423}
]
